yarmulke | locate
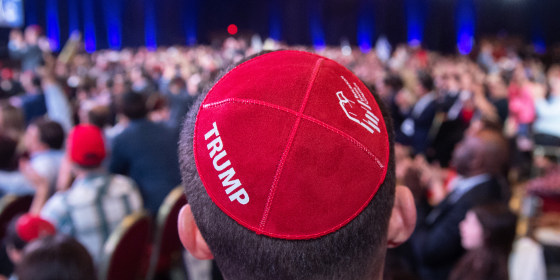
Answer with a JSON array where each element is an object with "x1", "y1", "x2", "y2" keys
[
  {"x1": 69, "y1": 124, "x2": 106, "y2": 167},
  {"x1": 16, "y1": 214, "x2": 56, "y2": 242},
  {"x1": 194, "y1": 50, "x2": 389, "y2": 239}
]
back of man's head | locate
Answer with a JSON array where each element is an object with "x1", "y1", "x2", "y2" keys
[
  {"x1": 17, "y1": 234, "x2": 95, "y2": 280},
  {"x1": 177, "y1": 51, "x2": 415, "y2": 280},
  {"x1": 476, "y1": 129, "x2": 509, "y2": 176},
  {"x1": 33, "y1": 119, "x2": 65, "y2": 150},
  {"x1": 417, "y1": 71, "x2": 434, "y2": 93},
  {"x1": 118, "y1": 92, "x2": 148, "y2": 120}
]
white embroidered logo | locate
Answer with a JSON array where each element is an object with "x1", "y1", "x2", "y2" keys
[
  {"x1": 337, "y1": 76, "x2": 381, "y2": 134},
  {"x1": 204, "y1": 122, "x2": 249, "y2": 205}
]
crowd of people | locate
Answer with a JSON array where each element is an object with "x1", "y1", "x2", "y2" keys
[{"x1": 0, "y1": 25, "x2": 558, "y2": 279}]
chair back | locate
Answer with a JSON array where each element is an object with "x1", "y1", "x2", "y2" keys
[
  {"x1": 98, "y1": 211, "x2": 151, "y2": 280},
  {"x1": 0, "y1": 195, "x2": 33, "y2": 239},
  {"x1": 146, "y1": 186, "x2": 187, "y2": 279}
]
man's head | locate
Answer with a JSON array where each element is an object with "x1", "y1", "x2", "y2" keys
[
  {"x1": 67, "y1": 124, "x2": 106, "y2": 170},
  {"x1": 451, "y1": 129, "x2": 508, "y2": 177},
  {"x1": 169, "y1": 77, "x2": 187, "y2": 95},
  {"x1": 4, "y1": 214, "x2": 56, "y2": 265},
  {"x1": 177, "y1": 51, "x2": 415, "y2": 280},
  {"x1": 17, "y1": 234, "x2": 95, "y2": 280},
  {"x1": 118, "y1": 92, "x2": 148, "y2": 120},
  {"x1": 0, "y1": 131, "x2": 18, "y2": 171},
  {"x1": 24, "y1": 119, "x2": 65, "y2": 154},
  {"x1": 415, "y1": 71, "x2": 434, "y2": 96}
]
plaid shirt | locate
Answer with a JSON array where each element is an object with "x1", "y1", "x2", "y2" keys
[{"x1": 41, "y1": 172, "x2": 143, "y2": 262}]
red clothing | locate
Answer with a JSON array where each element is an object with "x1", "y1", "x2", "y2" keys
[
  {"x1": 527, "y1": 167, "x2": 560, "y2": 213},
  {"x1": 508, "y1": 83, "x2": 536, "y2": 125}
]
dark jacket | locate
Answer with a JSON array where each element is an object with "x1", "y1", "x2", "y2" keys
[
  {"x1": 410, "y1": 176, "x2": 505, "y2": 280},
  {"x1": 109, "y1": 119, "x2": 181, "y2": 215},
  {"x1": 400, "y1": 94, "x2": 437, "y2": 155}
]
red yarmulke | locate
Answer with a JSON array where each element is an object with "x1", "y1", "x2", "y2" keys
[
  {"x1": 194, "y1": 50, "x2": 389, "y2": 239},
  {"x1": 69, "y1": 124, "x2": 106, "y2": 167},
  {"x1": 16, "y1": 214, "x2": 56, "y2": 242}
]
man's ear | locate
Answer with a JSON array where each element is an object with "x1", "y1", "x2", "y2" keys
[
  {"x1": 178, "y1": 204, "x2": 214, "y2": 260},
  {"x1": 387, "y1": 185, "x2": 416, "y2": 248}
]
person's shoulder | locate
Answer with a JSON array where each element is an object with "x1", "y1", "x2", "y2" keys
[
  {"x1": 108, "y1": 174, "x2": 140, "y2": 193},
  {"x1": 109, "y1": 174, "x2": 137, "y2": 186},
  {"x1": 41, "y1": 190, "x2": 70, "y2": 216},
  {"x1": 458, "y1": 178, "x2": 502, "y2": 205}
]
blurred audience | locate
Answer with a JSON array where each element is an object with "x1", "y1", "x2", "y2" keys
[
  {"x1": 109, "y1": 92, "x2": 180, "y2": 215},
  {"x1": 408, "y1": 129, "x2": 509, "y2": 280},
  {"x1": 38, "y1": 125, "x2": 142, "y2": 262},
  {"x1": 450, "y1": 203, "x2": 517, "y2": 280},
  {"x1": 0, "y1": 30, "x2": 559, "y2": 279},
  {"x1": 1, "y1": 214, "x2": 56, "y2": 280}
]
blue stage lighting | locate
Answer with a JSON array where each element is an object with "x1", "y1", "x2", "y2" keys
[
  {"x1": 83, "y1": 0, "x2": 96, "y2": 53},
  {"x1": 145, "y1": 0, "x2": 157, "y2": 50},
  {"x1": 406, "y1": 0, "x2": 424, "y2": 45},
  {"x1": 456, "y1": 0, "x2": 475, "y2": 55},
  {"x1": 103, "y1": 0, "x2": 122, "y2": 49},
  {"x1": 24, "y1": 0, "x2": 37, "y2": 25},
  {"x1": 309, "y1": 0, "x2": 325, "y2": 50},
  {"x1": 68, "y1": 0, "x2": 79, "y2": 34},
  {"x1": 183, "y1": 0, "x2": 198, "y2": 45},
  {"x1": 269, "y1": 0, "x2": 281, "y2": 41},
  {"x1": 46, "y1": 0, "x2": 60, "y2": 51},
  {"x1": 357, "y1": 0, "x2": 374, "y2": 53}
]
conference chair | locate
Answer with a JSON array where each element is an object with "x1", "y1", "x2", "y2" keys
[
  {"x1": 0, "y1": 194, "x2": 33, "y2": 239},
  {"x1": 146, "y1": 186, "x2": 188, "y2": 280},
  {"x1": 98, "y1": 211, "x2": 152, "y2": 280}
]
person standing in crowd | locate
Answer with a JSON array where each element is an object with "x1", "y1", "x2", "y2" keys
[
  {"x1": 399, "y1": 71, "x2": 437, "y2": 155},
  {"x1": 10, "y1": 72, "x2": 46, "y2": 125},
  {"x1": 109, "y1": 92, "x2": 181, "y2": 215},
  {"x1": 0, "y1": 132, "x2": 33, "y2": 197},
  {"x1": 450, "y1": 203, "x2": 517, "y2": 280},
  {"x1": 508, "y1": 64, "x2": 536, "y2": 146},
  {"x1": 410, "y1": 129, "x2": 509, "y2": 280},
  {"x1": 40, "y1": 71, "x2": 73, "y2": 133},
  {"x1": 8, "y1": 26, "x2": 44, "y2": 72},
  {"x1": 533, "y1": 65, "x2": 560, "y2": 146},
  {"x1": 0, "y1": 102, "x2": 25, "y2": 141},
  {"x1": 20, "y1": 119, "x2": 64, "y2": 194},
  {"x1": 162, "y1": 76, "x2": 196, "y2": 131},
  {"x1": 38, "y1": 125, "x2": 143, "y2": 262}
]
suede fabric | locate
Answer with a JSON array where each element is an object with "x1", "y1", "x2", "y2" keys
[{"x1": 194, "y1": 50, "x2": 389, "y2": 239}]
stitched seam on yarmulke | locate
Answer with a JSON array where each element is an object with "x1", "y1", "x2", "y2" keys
[
  {"x1": 301, "y1": 116, "x2": 385, "y2": 169},
  {"x1": 202, "y1": 98, "x2": 299, "y2": 116},
  {"x1": 257, "y1": 58, "x2": 325, "y2": 233},
  {"x1": 203, "y1": 98, "x2": 385, "y2": 169}
]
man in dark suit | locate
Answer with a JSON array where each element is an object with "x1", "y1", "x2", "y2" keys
[
  {"x1": 410, "y1": 129, "x2": 509, "y2": 280},
  {"x1": 429, "y1": 72, "x2": 470, "y2": 167},
  {"x1": 109, "y1": 92, "x2": 181, "y2": 215},
  {"x1": 399, "y1": 71, "x2": 437, "y2": 155}
]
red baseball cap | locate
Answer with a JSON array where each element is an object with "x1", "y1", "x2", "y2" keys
[
  {"x1": 16, "y1": 214, "x2": 56, "y2": 242},
  {"x1": 68, "y1": 124, "x2": 106, "y2": 167},
  {"x1": 194, "y1": 50, "x2": 389, "y2": 239}
]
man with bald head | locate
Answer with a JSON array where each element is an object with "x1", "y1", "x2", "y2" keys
[{"x1": 410, "y1": 128, "x2": 509, "y2": 280}]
